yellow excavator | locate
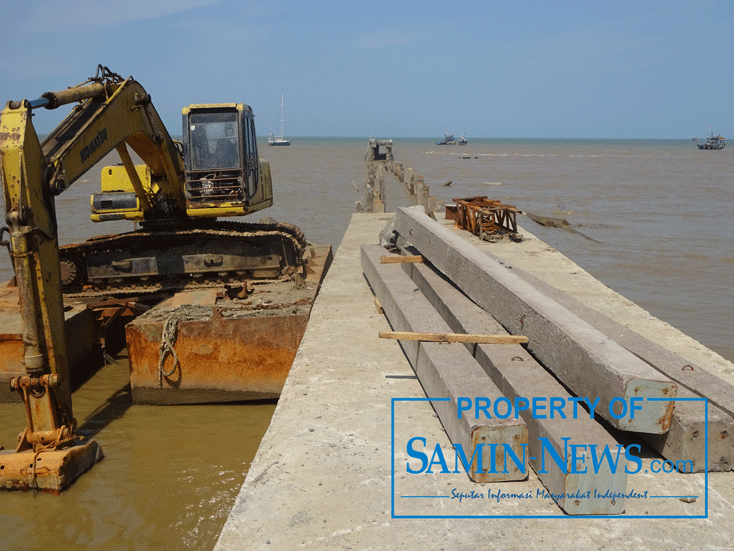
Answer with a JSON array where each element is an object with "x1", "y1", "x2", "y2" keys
[{"x1": 0, "y1": 66, "x2": 306, "y2": 493}]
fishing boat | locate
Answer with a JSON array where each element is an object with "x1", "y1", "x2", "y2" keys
[
  {"x1": 458, "y1": 130, "x2": 467, "y2": 146},
  {"x1": 436, "y1": 132, "x2": 456, "y2": 145},
  {"x1": 697, "y1": 129, "x2": 725, "y2": 150},
  {"x1": 268, "y1": 91, "x2": 291, "y2": 146}
]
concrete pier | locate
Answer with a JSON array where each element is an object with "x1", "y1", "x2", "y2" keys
[{"x1": 215, "y1": 213, "x2": 734, "y2": 550}]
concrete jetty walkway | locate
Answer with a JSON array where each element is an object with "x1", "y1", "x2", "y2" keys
[{"x1": 215, "y1": 213, "x2": 734, "y2": 550}]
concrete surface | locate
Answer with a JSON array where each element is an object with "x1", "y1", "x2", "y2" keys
[{"x1": 215, "y1": 213, "x2": 734, "y2": 551}]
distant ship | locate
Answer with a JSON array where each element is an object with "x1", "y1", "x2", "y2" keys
[
  {"x1": 436, "y1": 132, "x2": 456, "y2": 145},
  {"x1": 268, "y1": 91, "x2": 291, "y2": 146},
  {"x1": 458, "y1": 130, "x2": 467, "y2": 146},
  {"x1": 697, "y1": 129, "x2": 725, "y2": 150}
]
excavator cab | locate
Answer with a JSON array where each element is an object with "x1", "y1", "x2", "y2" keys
[
  {"x1": 92, "y1": 103, "x2": 272, "y2": 223},
  {"x1": 182, "y1": 104, "x2": 261, "y2": 207}
]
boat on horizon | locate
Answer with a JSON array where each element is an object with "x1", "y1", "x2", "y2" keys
[
  {"x1": 458, "y1": 130, "x2": 467, "y2": 146},
  {"x1": 268, "y1": 91, "x2": 291, "y2": 146},
  {"x1": 697, "y1": 128, "x2": 725, "y2": 150},
  {"x1": 436, "y1": 132, "x2": 456, "y2": 145}
]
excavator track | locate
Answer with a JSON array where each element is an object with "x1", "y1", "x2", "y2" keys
[{"x1": 59, "y1": 221, "x2": 308, "y2": 296}]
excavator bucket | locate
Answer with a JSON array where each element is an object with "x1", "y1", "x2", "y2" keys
[{"x1": 0, "y1": 440, "x2": 103, "y2": 494}]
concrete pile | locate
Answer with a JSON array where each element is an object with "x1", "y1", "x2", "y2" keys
[
  {"x1": 359, "y1": 139, "x2": 437, "y2": 214},
  {"x1": 362, "y1": 206, "x2": 734, "y2": 515}
]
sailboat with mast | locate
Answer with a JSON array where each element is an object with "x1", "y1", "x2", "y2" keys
[{"x1": 268, "y1": 91, "x2": 291, "y2": 146}]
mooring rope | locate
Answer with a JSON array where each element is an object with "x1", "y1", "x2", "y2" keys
[
  {"x1": 30, "y1": 442, "x2": 52, "y2": 497},
  {"x1": 158, "y1": 317, "x2": 181, "y2": 385}
]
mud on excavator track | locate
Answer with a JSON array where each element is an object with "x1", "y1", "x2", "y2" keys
[{"x1": 59, "y1": 220, "x2": 308, "y2": 296}]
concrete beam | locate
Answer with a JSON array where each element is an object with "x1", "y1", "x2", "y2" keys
[
  {"x1": 361, "y1": 245, "x2": 527, "y2": 483},
  {"x1": 643, "y1": 386, "x2": 734, "y2": 472},
  {"x1": 404, "y1": 258, "x2": 628, "y2": 514},
  {"x1": 393, "y1": 207, "x2": 677, "y2": 434},
  {"x1": 407, "y1": 256, "x2": 733, "y2": 473},
  {"x1": 483, "y1": 257, "x2": 734, "y2": 472}
]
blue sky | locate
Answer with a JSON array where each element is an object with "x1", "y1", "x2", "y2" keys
[{"x1": 1, "y1": 0, "x2": 732, "y2": 139}]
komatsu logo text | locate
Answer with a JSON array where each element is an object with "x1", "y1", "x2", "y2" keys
[{"x1": 80, "y1": 128, "x2": 108, "y2": 163}]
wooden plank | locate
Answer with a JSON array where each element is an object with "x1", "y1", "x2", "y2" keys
[
  {"x1": 374, "y1": 296, "x2": 383, "y2": 314},
  {"x1": 380, "y1": 255, "x2": 423, "y2": 264},
  {"x1": 379, "y1": 331, "x2": 528, "y2": 344}
]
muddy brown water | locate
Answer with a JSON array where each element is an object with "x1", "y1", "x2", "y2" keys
[{"x1": 1, "y1": 138, "x2": 732, "y2": 549}]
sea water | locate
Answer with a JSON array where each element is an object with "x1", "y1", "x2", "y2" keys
[{"x1": 0, "y1": 137, "x2": 731, "y2": 549}]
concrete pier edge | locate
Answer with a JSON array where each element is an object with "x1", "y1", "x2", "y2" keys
[{"x1": 215, "y1": 213, "x2": 734, "y2": 551}]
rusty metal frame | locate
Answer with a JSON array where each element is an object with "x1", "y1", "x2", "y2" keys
[{"x1": 449, "y1": 196, "x2": 519, "y2": 239}]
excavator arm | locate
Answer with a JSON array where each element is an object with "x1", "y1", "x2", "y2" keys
[
  {"x1": 38, "y1": 66, "x2": 186, "y2": 218},
  {"x1": 0, "y1": 66, "x2": 191, "y2": 492}
]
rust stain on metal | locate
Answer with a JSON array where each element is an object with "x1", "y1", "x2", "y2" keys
[
  {"x1": 656, "y1": 395, "x2": 676, "y2": 432},
  {"x1": 0, "y1": 337, "x2": 24, "y2": 373},
  {"x1": 127, "y1": 312, "x2": 310, "y2": 402},
  {"x1": 0, "y1": 130, "x2": 22, "y2": 142},
  {"x1": 0, "y1": 440, "x2": 103, "y2": 493}
]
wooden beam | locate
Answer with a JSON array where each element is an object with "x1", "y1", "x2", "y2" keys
[
  {"x1": 380, "y1": 255, "x2": 423, "y2": 264},
  {"x1": 379, "y1": 331, "x2": 528, "y2": 344}
]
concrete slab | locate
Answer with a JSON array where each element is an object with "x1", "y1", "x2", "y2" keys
[
  {"x1": 362, "y1": 245, "x2": 527, "y2": 483},
  {"x1": 404, "y1": 256, "x2": 628, "y2": 513},
  {"x1": 215, "y1": 213, "x2": 734, "y2": 550},
  {"x1": 393, "y1": 206, "x2": 677, "y2": 434}
]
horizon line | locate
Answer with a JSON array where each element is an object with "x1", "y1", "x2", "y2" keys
[{"x1": 256, "y1": 136, "x2": 709, "y2": 142}]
